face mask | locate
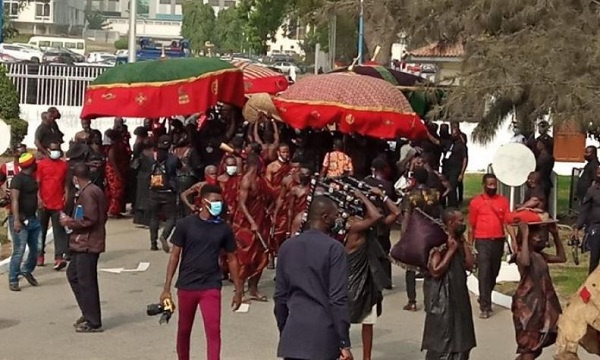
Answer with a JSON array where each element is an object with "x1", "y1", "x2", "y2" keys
[
  {"x1": 50, "y1": 150, "x2": 61, "y2": 160},
  {"x1": 485, "y1": 187, "x2": 497, "y2": 196},
  {"x1": 278, "y1": 155, "x2": 288, "y2": 163},
  {"x1": 207, "y1": 201, "x2": 223, "y2": 217},
  {"x1": 226, "y1": 166, "x2": 237, "y2": 176},
  {"x1": 454, "y1": 223, "x2": 467, "y2": 237}
]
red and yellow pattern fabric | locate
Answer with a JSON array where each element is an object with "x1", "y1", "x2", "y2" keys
[
  {"x1": 81, "y1": 57, "x2": 245, "y2": 119},
  {"x1": 272, "y1": 73, "x2": 427, "y2": 140},
  {"x1": 230, "y1": 59, "x2": 289, "y2": 95}
]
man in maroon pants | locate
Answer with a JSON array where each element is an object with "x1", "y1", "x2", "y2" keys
[{"x1": 160, "y1": 184, "x2": 242, "y2": 360}]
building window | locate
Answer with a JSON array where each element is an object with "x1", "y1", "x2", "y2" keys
[
  {"x1": 35, "y1": 3, "x2": 51, "y2": 18},
  {"x1": 159, "y1": 0, "x2": 183, "y2": 4},
  {"x1": 3, "y1": 1, "x2": 20, "y2": 18},
  {"x1": 224, "y1": 0, "x2": 236, "y2": 6},
  {"x1": 208, "y1": 0, "x2": 220, "y2": 6}
]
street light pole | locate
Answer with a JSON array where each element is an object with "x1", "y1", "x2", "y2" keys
[
  {"x1": 128, "y1": 0, "x2": 137, "y2": 63},
  {"x1": 357, "y1": 0, "x2": 364, "y2": 65}
]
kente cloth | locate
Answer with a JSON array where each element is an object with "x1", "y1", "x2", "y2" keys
[
  {"x1": 512, "y1": 251, "x2": 561, "y2": 355},
  {"x1": 221, "y1": 175, "x2": 241, "y2": 222},
  {"x1": 233, "y1": 178, "x2": 269, "y2": 280},
  {"x1": 105, "y1": 143, "x2": 129, "y2": 215},
  {"x1": 505, "y1": 209, "x2": 549, "y2": 225},
  {"x1": 291, "y1": 191, "x2": 309, "y2": 232},
  {"x1": 270, "y1": 180, "x2": 298, "y2": 254},
  {"x1": 266, "y1": 163, "x2": 292, "y2": 201},
  {"x1": 422, "y1": 248, "x2": 476, "y2": 354}
]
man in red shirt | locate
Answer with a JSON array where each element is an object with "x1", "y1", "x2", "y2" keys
[
  {"x1": 468, "y1": 173, "x2": 509, "y2": 319},
  {"x1": 37, "y1": 142, "x2": 69, "y2": 269}
]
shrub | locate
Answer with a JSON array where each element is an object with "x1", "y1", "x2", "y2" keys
[
  {"x1": 114, "y1": 37, "x2": 128, "y2": 50},
  {"x1": 0, "y1": 65, "x2": 28, "y2": 149}
]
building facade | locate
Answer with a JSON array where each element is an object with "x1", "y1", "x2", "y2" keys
[{"x1": 3, "y1": 0, "x2": 86, "y2": 35}]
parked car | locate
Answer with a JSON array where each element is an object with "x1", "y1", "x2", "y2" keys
[
  {"x1": 115, "y1": 49, "x2": 128, "y2": 57},
  {"x1": 272, "y1": 61, "x2": 301, "y2": 74},
  {"x1": 42, "y1": 49, "x2": 85, "y2": 64},
  {"x1": 87, "y1": 52, "x2": 116, "y2": 64},
  {"x1": 0, "y1": 53, "x2": 18, "y2": 63},
  {"x1": 0, "y1": 43, "x2": 43, "y2": 63}
]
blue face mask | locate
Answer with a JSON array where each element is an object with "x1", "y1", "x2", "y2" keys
[{"x1": 207, "y1": 201, "x2": 223, "y2": 217}]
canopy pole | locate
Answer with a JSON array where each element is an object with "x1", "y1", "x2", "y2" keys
[
  {"x1": 128, "y1": 0, "x2": 137, "y2": 63},
  {"x1": 357, "y1": 0, "x2": 364, "y2": 65}
]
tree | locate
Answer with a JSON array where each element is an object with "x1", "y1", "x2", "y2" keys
[
  {"x1": 214, "y1": 6, "x2": 245, "y2": 54},
  {"x1": 300, "y1": 13, "x2": 358, "y2": 65},
  {"x1": 2, "y1": 14, "x2": 19, "y2": 40},
  {"x1": 401, "y1": 0, "x2": 600, "y2": 143},
  {"x1": 237, "y1": 0, "x2": 289, "y2": 54},
  {"x1": 181, "y1": 1, "x2": 216, "y2": 54},
  {"x1": 85, "y1": 10, "x2": 109, "y2": 30},
  {"x1": 0, "y1": 66, "x2": 28, "y2": 149}
]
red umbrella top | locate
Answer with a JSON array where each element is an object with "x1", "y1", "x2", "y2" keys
[
  {"x1": 230, "y1": 59, "x2": 289, "y2": 95},
  {"x1": 272, "y1": 73, "x2": 427, "y2": 140}
]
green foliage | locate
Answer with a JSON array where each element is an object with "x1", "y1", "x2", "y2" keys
[
  {"x1": 237, "y1": 0, "x2": 289, "y2": 54},
  {"x1": 181, "y1": 1, "x2": 216, "y2": 54},
  {"x1": 0, "y1": 66, "x2": 28, "y2": 148},
  {"x1": 85, "y1": 10, "x2": 109, "y2": 30},
  {"x1": 2, "y1": 14, "x2": 19, "y2": 40},
  {"x1": 214, "y1": 6, "x2": 245, "y2": 54},
  {"x1": 114, "y1": 37, "x2": 128, "y2": 50},
  {"x1": 402, "y1": 0, "x2": 600, "y2": 143}
]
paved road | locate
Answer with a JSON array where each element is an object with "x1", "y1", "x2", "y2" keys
[{"x1": 0, "y1": 220, "x2": 593, "y2": 360}]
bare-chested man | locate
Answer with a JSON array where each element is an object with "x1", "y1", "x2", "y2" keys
[
  {"x1": 180, "y1": 165, "x2": 218, "y2": 213},
  {"x1": 286, "y1": 167, "x2": 312, "y2": 235},
  {"x1": 233, "y1": 154, "x2": 269, "y2": 302},
  {"x1": 253, "y1": 118, "x2": 280, "y2": 163},
  {"x1": 73, "y1": 119, "x2": 94, "y2": 144}
]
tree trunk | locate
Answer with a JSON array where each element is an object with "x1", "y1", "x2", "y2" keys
[{"x1": 363, "y1": 1, "x2": 400, "y2": 66}]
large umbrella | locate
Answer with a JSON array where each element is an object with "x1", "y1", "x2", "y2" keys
[
  {"x1": 272, "y1": 73, "x2": 427, "y2": 140},
  {"x1": 330, "y1": 64, "x2": 442, "y2": 117},
  {"x1": 230, "y1": 59, "x2": 289, "y2": 95},
  {"x1": 81, "y1": 57, "x2": 245, "y2": 119}
]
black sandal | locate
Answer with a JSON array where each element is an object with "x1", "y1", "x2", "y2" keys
[
  {"x1": 73, "y1": 316, "x2": 86, "y2": 328},
  {"x1": 75, "y1": 322, "x2": 104, "y2": 333}
]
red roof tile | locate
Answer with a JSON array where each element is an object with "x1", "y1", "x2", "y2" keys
[{"x1": 409, "y1": 42, "x2": 465, "y2": 58}]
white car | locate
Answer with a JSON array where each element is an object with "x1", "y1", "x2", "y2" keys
[
  {"x1": 273, "y1": 61, "x2": 301, "y2": 74},
  {"x1": 87, "y1": 52, "x2": 116, "y2": 64},
  {"x1": 0, "y1": 43, "x2": 43, "y2": 63},
  {"x1": 115, "y1": 49, "x2": 128, "y2": 57}
]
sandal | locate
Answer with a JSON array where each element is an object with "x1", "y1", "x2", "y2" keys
[
  {"x1": 73, "y1": 316, "x2": 86, "y2": 327},
  {"x1": 403, "y1": 303, "x2": 417, "y2": 312},
  {"x1": 75, "y1": 322, "x2": 104, "y2": 333}
]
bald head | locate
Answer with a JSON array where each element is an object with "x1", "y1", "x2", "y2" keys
[{"x1": 308, "y1": 196, "x2": 337, "y2": 220}]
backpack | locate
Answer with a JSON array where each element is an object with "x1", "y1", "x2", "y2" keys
[{"x1": 150, "y1": 162, "x2": 168, "y2": 190}]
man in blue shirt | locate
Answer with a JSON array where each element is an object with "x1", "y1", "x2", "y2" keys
[{"x1": 274, "y1": 195, "x2": 353, "y2": 360}]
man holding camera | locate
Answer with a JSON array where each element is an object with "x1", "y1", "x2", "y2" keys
[{"x1": 161, "y1": 184, "x2": 242, "y2": 360}]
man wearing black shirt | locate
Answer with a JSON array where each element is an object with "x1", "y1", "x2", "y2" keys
[
  {"x1": 535, "y1": 120, "x2": 554, "y2": 156},
  {"x1": 574, "y1": 167, "x2": 600, "y2": 273},
  {"x1": 442, "y1": 127, "x2": 468, "y2": 207},
  {"x1": 8, "y1": 153, "x2": 41, "y2": 291},
  {"x1": 450, "y1": 122, "x2": 468, "y2": 204},
  {"x1": 535, "y1": 139, "x2": 555, "y2": 204},
  {"x1": 146, "y1": 135, "x2": 181, "y2": 252},
  {"x1": 160, "y1": 185, "x2": 242, "y2": 360},
  {"x1": 34, "y1": 112, "x2": 64, "y2": 158},
  {"x1": 576, "y1": 146, "x2": 599, "y2": 204}
]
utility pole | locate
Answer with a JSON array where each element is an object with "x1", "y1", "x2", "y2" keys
[
  {"x1": 0, "y1": 0, "x2": 4, "y2": 44},
  {"x1": 128, "y1": 0, "x2": 137, "y2": 63},
  {"x1": 328, "y1": 13, "x2": 336, "y2": 70},
  {"x1": 357, "y1": 0, "x2": 364, "y2": 64}
]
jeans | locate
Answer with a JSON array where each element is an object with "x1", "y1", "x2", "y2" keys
[
  {"x1": 8, "y1": 216, "x2": 41, "y2": 284},
  {"x1": 39, "y1": 208, "x2": 68, "y2": 259},
  {"x1": 475, "y1": 239, "x2": 504, "y2": 311},
  {"x1": 67, "y1": 252, "x2": 101, "y2": 328},
  {"x1": 177, "y1": 288, "x2": 221, "y2": 360},
  {"x1": 149, "y1": 192, "x2": 177, "y2": 245}
]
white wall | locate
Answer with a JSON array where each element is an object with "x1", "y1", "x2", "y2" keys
[{"x1": 17, "y1": 105, "x2": 592, "y2": 176}]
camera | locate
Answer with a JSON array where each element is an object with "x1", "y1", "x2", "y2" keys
[{"x1": 147, "y1": 299, "x2": 174, "y2": 325}]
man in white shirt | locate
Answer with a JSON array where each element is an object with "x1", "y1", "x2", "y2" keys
[{"x1": 509, "y1": 123, "x2": 526, "y2": 144}]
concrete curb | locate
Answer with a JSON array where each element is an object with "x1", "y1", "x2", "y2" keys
[
  {"x1": 467, "y1": 274, "x2": 514, "y2": 309},
  {"x1": 0, "y1": 230, "x2": 54, "y2": 274}
]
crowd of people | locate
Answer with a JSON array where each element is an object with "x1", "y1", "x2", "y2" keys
[{"x1": 6, "y1": 103, "x2": 599, "y2": 360}]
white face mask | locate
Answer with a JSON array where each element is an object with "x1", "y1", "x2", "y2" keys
[
  {"x1": 225, "y1": 166, "x2": 237, "y2": 176},
  {"x1": 50, "y1": 150, "x2": 61, "y2": 160}
]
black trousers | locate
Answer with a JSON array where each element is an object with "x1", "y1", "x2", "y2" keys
[
  {"x1": 475, "y1": 239, "x2": 504, "y2": 311},
  {"x1": 149, "y1": 191, "x2": 177, "y2": 245},
  {"x1": 457, "y1": 181, "x2": 464, "y2": 205},
  {"x1": 444, "y1": 171, "x2": 460, "y2": 208},
  {"x1": 587, "y1": 227, "x2": 600, "y2": 274},
  {"x1": 67, "y1": 252, "x2": 101, "y2": 328},
  {"x1": 377, "y1": 235, "x2": 392, "y2": 287},
  {"x1": 406, "y1": 270, "x2": 416, "y2": 303},
  {"x1": 39, "y1": 208, "x2": 68, "y2": 259}
]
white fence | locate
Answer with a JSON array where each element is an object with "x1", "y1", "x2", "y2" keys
[{"x1": 5, "y1": 63, "x2": 108, "y2": 107}]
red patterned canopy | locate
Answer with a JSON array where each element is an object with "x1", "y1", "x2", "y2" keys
[
  {"x1": 272, "y1": 73, "x2": 427, "y2": 140},
  {"x1": 230, "y1": 59, "x2": 289, "y2": 95}
]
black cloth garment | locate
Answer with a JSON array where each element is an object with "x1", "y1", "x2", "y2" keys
[
  {"x1": 39, "y1": 209, "x2": 68, "y2": 259},
  {"x1": 170, "y1": 215, "x2": 236, "y2": 291},
  {"x1": 274, "y1": 229, "x2": 351, "y2": 360},
  {"x1": 577, "y1": 159, "x2": 600, "y2": 203},
  {"x1": 67, "y1": 252, "x2": 101, "y2": 328},
  {"x1": 475, "y1": 239, "x2": 504, "y2": 312},
  {"x1": 422, "y1": 248, "x2": 476, "y2": 356},
  {"x1": 586, "y1": 225, "x2": 600, "y2": 274},
  {"x1": 35, "y1": 122, "x2": 64, "y2": 148},
  {"x1": 348, "y1": 242, "x2": 379, "y2": 323},
  {"x1": 536, "y1": 134, "x2": 554, "y2": 155},
  {"x1": 442, "y1": 141, "x2": 467, "y2": 208},
  {"x1": 10, "y1": 172, "x2": 38, "y2": 218},
  {"x1": 576, "y1": 184, "x2": 600, "y2": 229},
  {"x1": 133, "y1": 157, "x2": 152, "y2": 226},
  {"x1": 149, "y1": 192, "x2": 177, "y2": 245},
  {"x1": 535, "y1": 151, "x2": 555, "y2": 200}
]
